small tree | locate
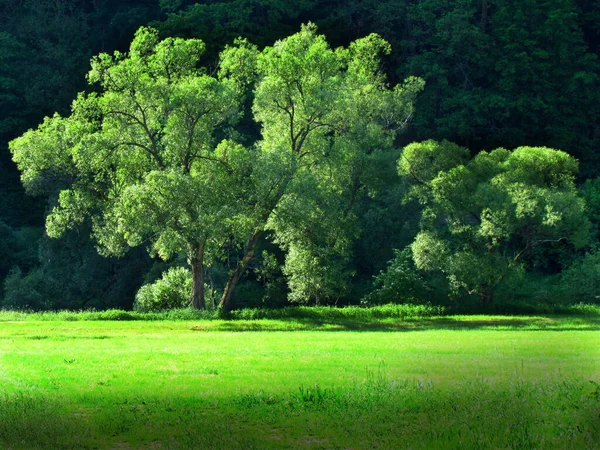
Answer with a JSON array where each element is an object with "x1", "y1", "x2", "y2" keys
[
  {"x1": 399, "y1": 140, "x2": 590, "y2": 304},
  {"x1": 10, "y1": 27, "x2": 249, "y2": 309}
]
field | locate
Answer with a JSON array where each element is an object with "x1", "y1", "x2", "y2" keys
[{"x1": 0, "y1": 312, "x2": 599, "y2": 449}]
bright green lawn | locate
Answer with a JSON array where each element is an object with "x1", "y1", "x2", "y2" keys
[{"x1": 0, "y1": 316, "x2": 599, "y2": 448}]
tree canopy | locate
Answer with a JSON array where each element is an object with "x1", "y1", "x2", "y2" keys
[
  {"x1": 10, "y1": 24, "x2": 423, "y2": 310},
  {"x1": 400, "y1": 140, "x2": 590, "y2": 303},
  {"x1": 219, "y1": 24, "x2": 423, "y2": 307},
  {"x1": 2, "y1": 1, "x2": 600, "y2": 311},
  {"x1": 10, "y1": 27, "x2": 250, "y2": 308}
]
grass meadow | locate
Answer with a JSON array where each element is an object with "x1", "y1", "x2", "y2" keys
[{"x1": 0, "y1": 309, "x2": 599, "y2": 448}]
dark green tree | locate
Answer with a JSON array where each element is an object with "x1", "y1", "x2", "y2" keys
[{"x1": 400, "y1": 140, "x2": 590, "y2": 304}]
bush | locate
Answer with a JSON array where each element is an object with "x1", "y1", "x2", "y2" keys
[
  {"x1": 363, "y1": 249, "x2": 449, "y2": 306},
  {"x1": 2, "y1": 267, "x2": 54, "y2": 310},
  {"x1": 560, "y1": 251, "x2": 600, "y2": 303},
  {"x1": 133, "y1": 267, "x2": 193, "y2": 312}
]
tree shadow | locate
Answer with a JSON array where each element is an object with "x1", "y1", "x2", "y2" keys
[{"x1": 192, "y1": 315, "x2": 600, "y2": 332}]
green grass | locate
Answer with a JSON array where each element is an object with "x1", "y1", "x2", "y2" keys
[
  {"x1": 1, "y1": 301, "x2": 598, "y2": 322},
  {"x1": 0, "y1": 304, "x2": 449, "y2": 322},
  {"x1": 0, "y1": 314, "x2": 599, "y2": 448}
]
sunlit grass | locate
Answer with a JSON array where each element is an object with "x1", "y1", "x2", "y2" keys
[{"x1": 0, "y1": 314, "x2": 598, "y2": 448}]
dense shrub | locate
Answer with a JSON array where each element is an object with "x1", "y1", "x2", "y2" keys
[
  {"x1": 232, "y1": 280, "x2": 289, "y2": 309},
  {"x1": 363, "y1": 248, "x2": 451, "y2": 306},
  {"x1": 133, "y1": 267, "x2": 193, "y2": 312},
  {"x1": 2, "y1": 267, "x2": 53, "y2": 311},
  {"x1": 2, "y1": 303, "x2": 599, "y2": 322},
  {"x1": 560, "y1": 251, "x2": 600, "y2": 303},
  {"x1": 363, "y1": 249, "x2": 429, "y2": 305},
  {"x1": 2, "y1": 229, "x2": 148, "y2": 311}
]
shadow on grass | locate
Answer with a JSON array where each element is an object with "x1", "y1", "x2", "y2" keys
[
  {"x1": 0, "y1": 334, "x2": 116, "y2": 341},
  {"x1": 1, "y1": 377, "x2": 598, "y2": 449},
  {"x1": 192, "y1": 315, "x2": 600, "y2": 333}
]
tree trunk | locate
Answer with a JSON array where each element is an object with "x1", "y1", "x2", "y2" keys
[
  {"x1": 481, "y1": 1, "x2": 488, "y2": 33},
  {"x1": 479, "y1": 282, "x2": 493, "y2": 306},
  {"x1": 208, "y1": 273, "x2": 216, "y2": 309},
  {"x1": 189, "y1": 240, "x2": 206, "y2": 310},
  {"x1": 219, "y1": 230, "x2": 261, "y2": 311},
  {"x1": 218, "y1": 175, "x2": 292, "y2": 311}
]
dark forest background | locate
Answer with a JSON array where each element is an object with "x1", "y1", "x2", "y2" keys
[{"x1": 1, "y1": 0, "x2": 599, "y2": 311}]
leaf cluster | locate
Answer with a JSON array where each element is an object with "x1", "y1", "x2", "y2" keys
[{"x1": 400, "y1": 140, "x2": 590, "y2": 302}]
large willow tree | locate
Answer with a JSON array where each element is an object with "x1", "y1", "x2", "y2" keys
[
  {"x1": 10, "y1": 27, "x2": 250, "y2": 309},
  {"x1": 11, "y1": 24, "x2": 423, "y2": 310},
  {"x1": 218, "y1": 23, "x2": 423, "y2": 308}
]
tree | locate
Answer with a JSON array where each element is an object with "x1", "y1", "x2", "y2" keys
[
  {"x1": 11, "y1": 24, "x2": 422, "y2": 311},
  {"x1": 10, "y1": 27, "x2": 248, "y2": 309},
  {"x1": 217, "y1": 24, "x2": 423, "y2": 308},
  {"x1": 399, "y1": 140, "x2": 590, "y2": 304},
  {"x1": 326, "y1": 0, "x2": 600, "y2": 174}
]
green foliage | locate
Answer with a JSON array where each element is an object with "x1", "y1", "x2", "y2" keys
[
  {"x1": 363, "y1": 249, "x2": 431, "y2": 305},
  {"x1": 398, "y1": 140, "x2": 470, "y2": 200},
  {"x1": 2, "y1": 229, "x2": 148, "y2": 311},
  {"x1": 3, "y1": 303, "x2": 600, "y2": 323},
  {"x1": 390, "y1": 0, "x2": 600, "y2": 174},
  {"x1": 5, "y1": 1, "x2": 600, "y2": 311},
  {"x1": 2, "y1": 267, "x2": 51, "y2": 311},
  {"x1": 0, "y1": 220, "x2": 18, "y2": 280},
  {"x1": 400, "y1": 141, "x2": 590, "y2": 304},
  {"x1": 254, "y1": 250, "x2": 288, "y2": 307},
  {"x1": 92, "y1": 309, "x2": 138, "y2": 321},
  {"x1": 245, "y1": 23, "x2": 423, "y2": 305},
  {"x1": 156, "y1": 0, "x2": 320, "y2": 60},
  {"x1": 134, "y1": 267, "x2": 193, "y2": 312},
  {"x1": 159, "y1": 0, "x2": 183, "y2": 13},
  {"x1": 9, "y1": 23, "x2": 423, "y2": 310},
  {"x1": 580, "y1": 177, "x2": 600, "y2": 240},
  {"x1": 0, "y1": 1, "x2": 91, "y2": 137},
  {"x1": 0, "y1": 304, "x2": 449, "y2": 322},
  {"x1": 560, "y1": 251, "x2": 600, "y2": 303},
  {"x1": 218, "y1": 37, "x2": 259, "y2": 91},
  {"x1": 9, "y1": 26, "x2": 255, "y2": 309},
  {"x1": 350, "y1": 165, "x2": 423, "y2": 290},
  {"x1": 282, "y1": 241, "x2": 352, "y2": 305}
]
